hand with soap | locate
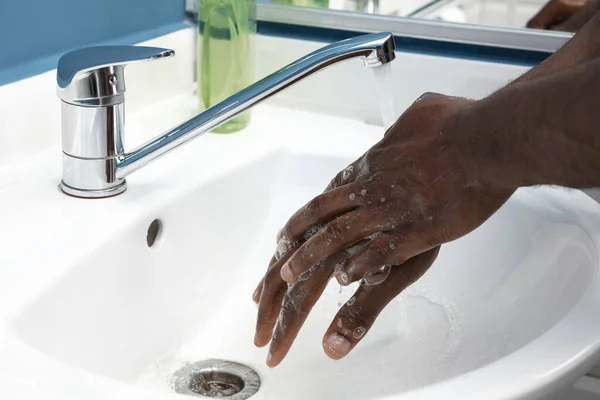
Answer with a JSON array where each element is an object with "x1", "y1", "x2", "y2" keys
[
  {"x1": 255, "y1": 10, "x2": 600, "y2": 366},
  {"x1": 273, "y1": 92, "x2": 513, "y2": 286},
  {"x1": 253, "y1": 238, "x2": 440, "y2": 367},
  {"x1": 253, "y1": 93, "x2": 514, "y2": 367}
]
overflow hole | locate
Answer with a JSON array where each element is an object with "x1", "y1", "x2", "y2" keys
[{"x1": 147, "y1": 219, "x2": 162, "y2": 248}]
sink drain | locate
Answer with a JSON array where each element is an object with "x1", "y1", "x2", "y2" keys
[{"x1": 171, "y1": 359, "x2": 260, "y2": 399}]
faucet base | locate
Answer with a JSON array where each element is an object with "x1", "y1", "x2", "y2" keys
[{"x1": 60, "y1": 180, "x2": 128, "y2": 199}]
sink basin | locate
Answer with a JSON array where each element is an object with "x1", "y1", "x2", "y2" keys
[{"x1": 9, "y1": 114, "x2": 600, "y2": 400}]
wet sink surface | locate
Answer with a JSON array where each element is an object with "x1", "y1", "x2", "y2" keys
[{"x1": 11, "y1": 146, "x2": 600, "y2": 400}]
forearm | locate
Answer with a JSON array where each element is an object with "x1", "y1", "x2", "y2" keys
[
  {"x1": 514, "y1": 9, "x2": 600, "y2": 83},
  {"x1": 462, "y1": 58, "x2": 600, "y2": 189}
]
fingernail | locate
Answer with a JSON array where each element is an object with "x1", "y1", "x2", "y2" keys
[
  {"x1": 280, "y1": 264, "x2": 294, "y2": 283},
  {"x1": 334, "y1": 264, "x2": 351, "y2": 286},
  {"x1": 266, "y1": 353, "x2": 274, "y2": 368},
  {"x1": 335, "y1": 270, "x2": 350, "y2": 286},
  {"x1": 324, "y1": 333, "x2": 352, "y2": 359}
]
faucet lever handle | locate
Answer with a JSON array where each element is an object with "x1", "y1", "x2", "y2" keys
[{"x1": 57, "y1": 45, "x2": 175, "y2": 106}]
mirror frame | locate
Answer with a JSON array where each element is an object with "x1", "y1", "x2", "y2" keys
[{"x1": 256, "y1": 2, "x2": 572, "y2": 64}]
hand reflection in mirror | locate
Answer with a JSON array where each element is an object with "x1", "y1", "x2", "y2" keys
[{"x1": 527, "y1": 0, "x2": 600, "y2": 31}]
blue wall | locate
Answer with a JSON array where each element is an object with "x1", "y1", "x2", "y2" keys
[{"x1": 0, "y1": 0, "x2": 186, "y2": 86}]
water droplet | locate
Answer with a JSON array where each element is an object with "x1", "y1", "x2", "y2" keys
[
  {"x1": 363, "y1": 265, "x2": 392, "y2": 285},
  {"x1": 349, "y1": 193, "x2": 356, "y2": 201},
  {"x1": 380, "y1": 197, "x2": 386, "y2": 203},
  {"x1": 361, "y1": 189, "x2": 368, "y2": 196},
  {"x1": 353, "y1": 326, "x2": 366, "y2": 339}
]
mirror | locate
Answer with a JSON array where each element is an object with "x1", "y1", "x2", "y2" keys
[{"x1": 266, "y1": 0, "x2": 594, "y2": 33}]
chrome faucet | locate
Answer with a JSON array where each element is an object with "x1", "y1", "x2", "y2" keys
[{"x1": 56, "y1": 32, "x2": 396, "y2": 198}]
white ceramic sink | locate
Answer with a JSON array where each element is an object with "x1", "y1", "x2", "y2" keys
[{"x1": 6, "y1": 103, "x2": 600, "y2": 399}]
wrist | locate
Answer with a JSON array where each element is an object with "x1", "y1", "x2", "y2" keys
[{"x1": 447, "y1": 96, "x2": 529, "y2": 193}]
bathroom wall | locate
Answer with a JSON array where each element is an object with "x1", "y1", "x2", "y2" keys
[{"x1": 0, "y1": 0, "x2": 186, "y2": 86}]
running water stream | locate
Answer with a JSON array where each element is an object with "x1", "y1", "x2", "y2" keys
[{"x1": 372, "y1": 63, "x2": 396, "y2": 131}]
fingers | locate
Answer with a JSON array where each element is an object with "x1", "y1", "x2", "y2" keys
[
  {"x1": 280, "y1": 209, "x2": 394, "y2": 283},
  {"x1": 324, "y1": 163, "x2": 359, "y2": 191},
  {"x1": 335, "y1": 233, "x2": 397, "y2": 285},
  {"x1": 252, "y1": 282, "x2": 263, "y2": 304},
  {"x1": 277, "y1": 182, "x2": 363, "y2": 245},
  {"x1": 527, "y1": 1, "x2": 560, "y2": 29},
  {"x1": 274, "y1": 161, "x2": 360, "y2": 245},
  {"x1": 323, "y1": 247, "x2": 440, "y2": 360},
  {"x1": 266, "y1": 255, "x2": 338, "y2": 367},
  {"x1": 255, "y1": 245, "x2": 301, "y2": 347},
  {"x1": 253, "y1": 255, "x2": 278, "y2": 304},
  {"x1": 341, "y1": 232, "x2": 436, "y2": 284}
]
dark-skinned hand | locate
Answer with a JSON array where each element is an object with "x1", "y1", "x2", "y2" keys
[
  {"x1": 253, "y1": 93, "x2": 516, "y2": 367},
  {"x1": 526, "y1": 0, "x2": 592, "y2": 31}
]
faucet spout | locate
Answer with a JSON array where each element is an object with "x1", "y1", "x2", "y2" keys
[
  {"x1": 56, "y1": 32, "x2": 395, "y2": 198},
  {"x1": 116, "y1": 32, "x2": 395, "y2": 179}
]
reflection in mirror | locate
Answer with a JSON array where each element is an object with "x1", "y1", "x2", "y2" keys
[
  {"x1": 272, "y1": 0, "x2": 330, "y2": 6},
  {"x1": 412, "y1": 0, "x2": 597, "y2": 31},
  {"x1": 412, "y1": 0, "x2": 551, "y2": 28},
  {"x1": 265, "y1": 0, "x2": 598, "y2": 33},
  {"x1": 269, "y1": 0, "x2": 451, "y2": 16}
]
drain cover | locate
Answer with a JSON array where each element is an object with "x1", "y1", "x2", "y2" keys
[{"x1": 171, "y1": 359, "x2": 260, "y2": 399}]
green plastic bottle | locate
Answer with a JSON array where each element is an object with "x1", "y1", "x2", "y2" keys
[
  {"x1": 272, "y1": 0, "x2": 329, "y2": 7},
  {"x1": 198, "y1": 0, "x2": 256, "y2": 133}
]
